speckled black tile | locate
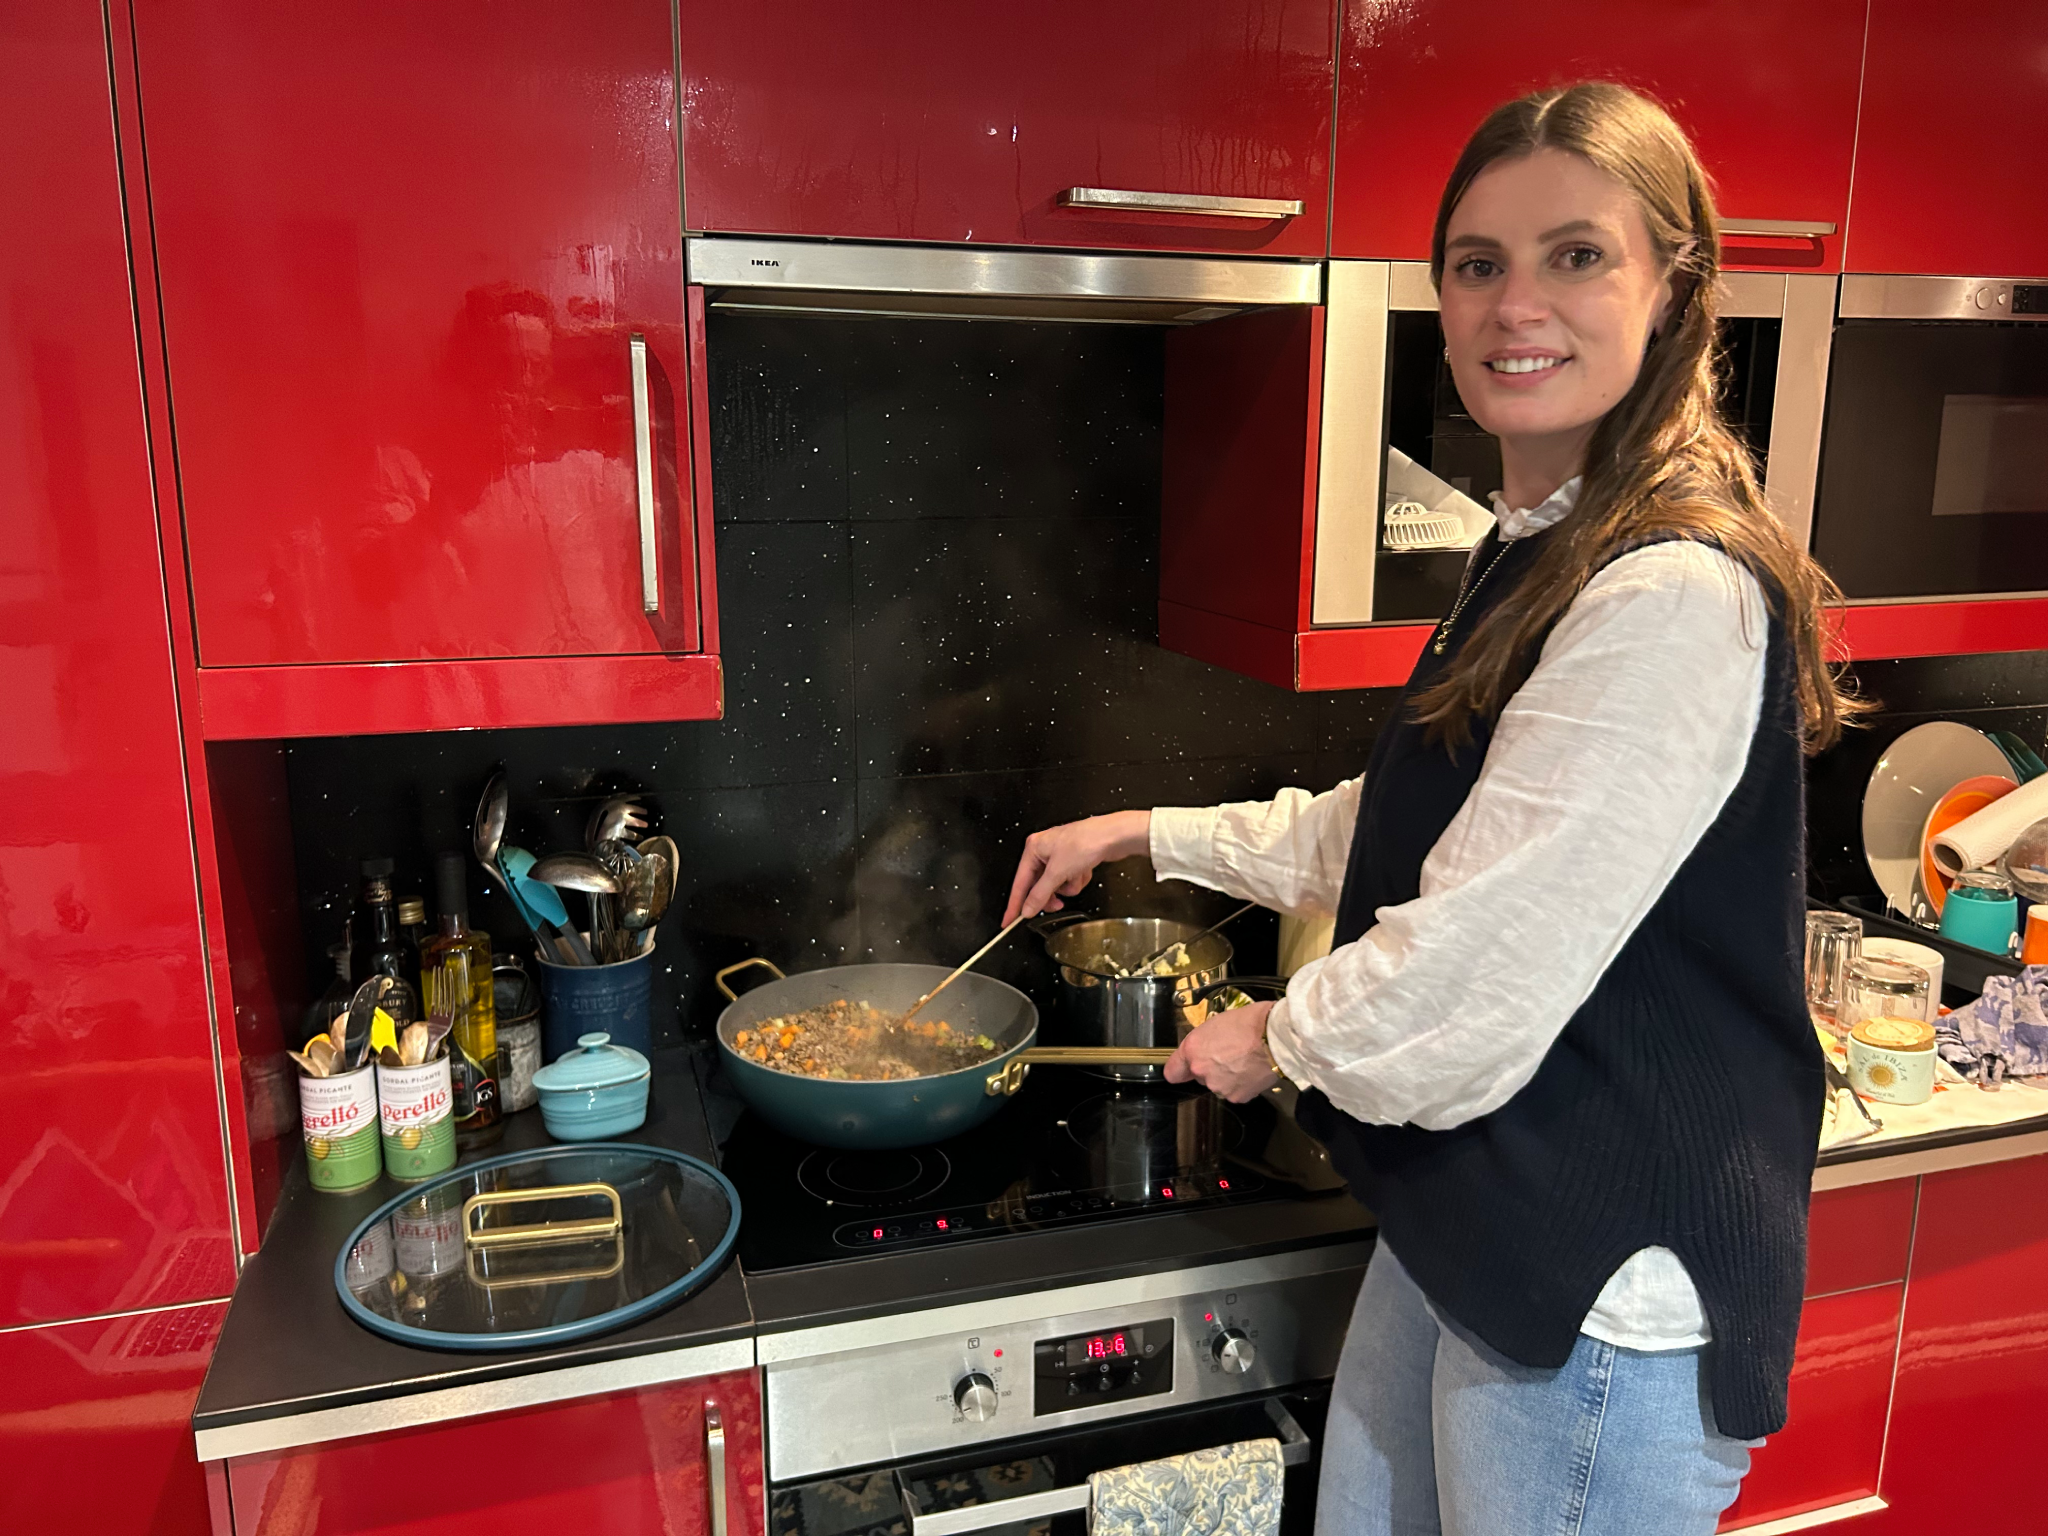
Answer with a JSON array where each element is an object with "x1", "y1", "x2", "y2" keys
[
  {"x1": 851, "y1": 516, "x2": 1320, "y2": 778},
  {"x1": 706, "y1": 312, "x2": 849, "y2": 523},
  {"x1": 843, "y1": 320, "x2": 1162, "y2": 520},
  {"x1": 850, "y1": 754, "x2": 1319, "y2": 1013},
  {"x1": 1844, "y1": 652, "x2": 2048, "y2": 716}
]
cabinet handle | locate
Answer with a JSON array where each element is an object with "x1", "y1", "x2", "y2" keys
[
  {"x1": 629, "y1": 332, "x2": 659, "y2": 614},
  {"x1": 1059, "y1": 187, "x2": 1303, "y2": 220},
  {"x1": 705, "y1": 1402, "x2": 729, "y2": 1536},
  {"x1": 1720, "y1": 218, "x2": 1837, "y2": 238}
]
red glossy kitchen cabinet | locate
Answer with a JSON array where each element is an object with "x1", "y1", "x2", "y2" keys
[
  {"x1": 222, "y1": 1369, "x2": 764, "y2": 1536},
  {"x1": 678, "y1": 0, "x2": 1335, "y2": 258},
  {"x1": 0, "y1": 1301, "x2": 227, "y2": 1535},
  {"x1": 1855, "y1": 1155, "x2": 2048, "y2": 1534},
  {"x1": 1847, "y1": 0, "x2": 2048, "y2": 276},
  {"x1": 0, "y1": 1, "x2": 236, "y2": 1326},
  {"x1": 132, "y1": 0, "x2": 720, "y2": 736},
  {"x1": 1332, "y1": 0, "x2": 1866, "y2": 269}
]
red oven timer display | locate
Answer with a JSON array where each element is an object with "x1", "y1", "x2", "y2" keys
[
  {"x1": 1063, "y1": 1329, "x2": 1140, "y2": 1369},
  {"x1": 1034, "y1": 1318, "x2": 1176, "y2": 1413}
]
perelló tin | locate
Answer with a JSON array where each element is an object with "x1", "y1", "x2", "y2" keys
[
  {"x1": 377, "y1": 1057, "x2": 457, "y2": 1182},
  {"x1": 300, "y1": 1063, "x2": 381, "y2": 1193},
  {"x1": 1847, "y1": 1016, "x2": 1937, "y2": 1106}
]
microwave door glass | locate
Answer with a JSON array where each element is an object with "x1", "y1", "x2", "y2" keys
[
  {"x1": 1931, "y1": 395, "x2": 2048, "y2": 517},
  {"x1": 1373, "y1": 313, "x2": 1781, "y2": 622},
  {"x1": 1813, "y1": 321, "x2": 2048, "y2": 599}
]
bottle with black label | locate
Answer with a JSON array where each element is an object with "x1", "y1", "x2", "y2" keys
[
  {"x1": 349, "y1": 858, "x2": 420, "y2": 1028},
  {"x1": 423, "y1": 851, "x2": 502, "y2": 1145}
]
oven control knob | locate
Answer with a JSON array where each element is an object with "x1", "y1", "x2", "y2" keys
[
  {"x1": 1211, "y1": 1328, "x2": 1256, "y2": 1374},
  {"x1": 954, "y1": 1372, "x2": 999, "y2": 1421}
]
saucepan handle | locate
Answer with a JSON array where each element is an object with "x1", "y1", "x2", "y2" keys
[
  {"x1": 1190, "y1": 975, "x2": 1291, "y2": 1006},
  {"x1": 714, "y1": 956, "x2": 786, "y2": 1001}
]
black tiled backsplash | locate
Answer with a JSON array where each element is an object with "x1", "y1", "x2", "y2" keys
[
  {"x1": 285, "y1": 315, "x2": 1370, "y2": 1043},
  {"x1": 282, "y1": 311, "x2": 2048, "y2": 1044}
]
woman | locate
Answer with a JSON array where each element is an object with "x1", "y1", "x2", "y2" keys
[{"x1": 1003, "y1": 83, "x2": 1862, "y2": 1535}]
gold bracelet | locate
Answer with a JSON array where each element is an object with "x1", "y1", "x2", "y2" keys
[{"x1": 1259, "y1": 1019, "x2": 1287, "y2": 1094}]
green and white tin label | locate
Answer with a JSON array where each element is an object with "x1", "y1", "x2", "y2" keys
[
  {"x1": 301, "y1": 1064, "x2": 381, "y2": 1193},
  {"x1": 377, "y1": 1057, "x2": 456, "y2": 1182}
]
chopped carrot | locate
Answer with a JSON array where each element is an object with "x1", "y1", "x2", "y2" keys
[{"x1": 735, "y1": 1031, "x2": 751, "y2": 1047}]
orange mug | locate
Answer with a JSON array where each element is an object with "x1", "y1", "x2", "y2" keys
[{"x1": 2025, "y1": 906, "x2": 2048, "y2": 966}]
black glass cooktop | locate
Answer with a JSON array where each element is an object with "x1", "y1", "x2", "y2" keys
[{"x1": 718, "y1": 1067, "x2": 1336, "y2": 1273}]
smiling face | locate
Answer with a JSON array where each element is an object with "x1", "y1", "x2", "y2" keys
[{"x1": 1437, "y1": 147, "x2": 1675, "y2": 490}]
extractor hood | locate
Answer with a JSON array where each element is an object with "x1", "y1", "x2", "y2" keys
[{"x1": 684, "y1": 236, "x2": 1321, "y2": 323}]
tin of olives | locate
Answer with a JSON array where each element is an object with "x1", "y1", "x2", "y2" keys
[{"x1": 377, "y1": 1056, "x2": 456, "y2": 1181}]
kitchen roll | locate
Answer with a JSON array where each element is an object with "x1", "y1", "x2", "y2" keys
[{"x1": 1930, "y1": 773, "x2": 2048, "y2": 878}]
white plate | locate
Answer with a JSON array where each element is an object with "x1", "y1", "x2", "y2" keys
[{"x1": 1862, "y1": 722, "x2": 2013, "y2": 916}]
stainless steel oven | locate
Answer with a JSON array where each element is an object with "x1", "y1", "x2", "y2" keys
[
  {"x1": 1813, "y1": 275, "x2": 2048, "y2": 603},
  {"x1": 756, "y1": 1244, "x2": 1367, "y2": 1533},
  {"x1": 1309, "y1": 262, "x2": 1839, "y2": 625}
]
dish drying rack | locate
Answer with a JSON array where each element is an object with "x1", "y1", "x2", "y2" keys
[{"x1": 1382, "y1": 500, "x2": 1472, "y2": 552}]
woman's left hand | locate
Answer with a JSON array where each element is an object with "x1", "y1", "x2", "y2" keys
[{"x1": 1164, "y1": 1001, "x2": 1284, "y2": 1103}]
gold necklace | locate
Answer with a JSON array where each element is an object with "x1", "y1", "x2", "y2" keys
[{"x1": 1431, "y1": 541, "x2": 1513, "y2": 655}]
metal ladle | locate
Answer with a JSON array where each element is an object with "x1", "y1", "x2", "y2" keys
[{"x1": 474, "y1": 773, "x2": 590, "y2": 966}]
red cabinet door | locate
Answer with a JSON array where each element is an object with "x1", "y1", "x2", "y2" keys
[
  {"x1": 1719, "y1": 1284, "x2": 1902, "y2": 1531},
  {"x1": 0, "y1": 0, "x2": 235, "y2": 1327},
  {"x1": 1332, "y1": 0, "x2": 1866, "y2": 269},
  {"x1": 136, "y1": 0, "x2": 701, "y2": 667},
  {"x1": 226, "y1": 1368, "x2": 765, "y2": 1535},
  {"x1": 679, "y1": 0, "x2": 1335, "y2": 257},
  {"x1": 1848, "y1": 0, "x2": 2048, "y2": 276}
]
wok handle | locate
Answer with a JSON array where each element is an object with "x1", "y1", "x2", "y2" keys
[
  {"x1": 986, "y1": 1045, "x2": 1177, "y2": 1098},
  {"x1": 714, "y1": 956, "x2": 786, "y2": 1001}
]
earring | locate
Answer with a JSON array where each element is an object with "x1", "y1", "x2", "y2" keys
[{"x1": 1443, "y1": 345, "x2": 1451, "y2": 361}]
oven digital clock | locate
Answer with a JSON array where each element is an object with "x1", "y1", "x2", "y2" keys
[{"x1": 1033, "y1": 1318, "x2": 1175, "y2": 1413}]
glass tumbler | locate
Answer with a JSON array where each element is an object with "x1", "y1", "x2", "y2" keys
[
  {"x1": 1805, "y1": 910, "x2": 1864, "y2": 1036},
  {"x1": 1842, "y1": 954, "x2": 1933, "y2": 1031}
]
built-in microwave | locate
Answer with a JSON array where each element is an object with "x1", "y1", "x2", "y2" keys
[
  {"x1": 1812, "y1": 275, "x2": 2048, "y2": 603},
  {"x1": 1308, "y1": 262, "x2": 1839, "y2": 625}
]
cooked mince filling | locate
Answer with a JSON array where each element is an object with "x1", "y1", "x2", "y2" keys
[{"x1": 733, "y1": 998, "x2": 1001, "y2": 1079}]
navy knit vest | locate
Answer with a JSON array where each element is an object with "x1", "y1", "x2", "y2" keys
[{"x1": 1296, "y1": 529, "x2": 1824, "y2": 1440}]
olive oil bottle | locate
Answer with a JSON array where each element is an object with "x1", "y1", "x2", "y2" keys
[{"x1": 423, "y1": 852, "x2": 502, "y2": 1145}]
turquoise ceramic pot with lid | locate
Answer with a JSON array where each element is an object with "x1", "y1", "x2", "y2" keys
[{"x1": 532, "y1": 1032, "x2": 651, "y2": 1140}]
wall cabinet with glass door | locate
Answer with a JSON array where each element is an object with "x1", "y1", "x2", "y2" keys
[
  {"x1": 1159, "y1": 265, "x2": 1836, "y2": 689},
  {"x1": 1330, "y1": 0, "x2": 1866, "y2": 271},
  {"x1": 677, "y1": 0, "x2": 1335, "y2": 258},
  {"x1": 131, "y1": 0, "x2": 720, "y2": 738}
]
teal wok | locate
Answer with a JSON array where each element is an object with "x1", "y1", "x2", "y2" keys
[{"x1": 714, "y1": 958, "x2": 1168, "y2": 1151}]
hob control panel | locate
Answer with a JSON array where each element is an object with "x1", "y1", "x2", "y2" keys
[{"x1": 1033, "y1": 1319, "x2": 1174, "y2": 1412}]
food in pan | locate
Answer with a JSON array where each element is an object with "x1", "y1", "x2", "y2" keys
[
  {"x1": 732, "y1": 998, "x2": 1001, "y2": 1080},
  {"x1": 1087, "y1": 942, "x2": 1192, "y2": 978}
]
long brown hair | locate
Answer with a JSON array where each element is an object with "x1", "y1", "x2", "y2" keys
[{"x1": 1408, "y1": 81, "x2": 1865, "y2": 753}]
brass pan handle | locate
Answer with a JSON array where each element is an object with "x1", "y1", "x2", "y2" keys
[
  {"x1": 462, "y1": 1182, "x2": 622, "y2": 1250},
  {"x1": 714, "y1": 956, "x2": 786, "y2": 1001},
  {"x1": 466, "y1": 1235, "x2": 626, "y2": 1291},
  {"x1": 985, "y1": 1047, "x2": 1177, "y2": 1098}
]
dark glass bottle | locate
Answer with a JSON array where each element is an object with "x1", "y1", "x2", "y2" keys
[
  {"x1": 423, "y1": 852, "x2": 502, "y2": 1145},
  {"x1": 295, "y1": 942, "x2": 352, "y2": 1052},
  {"x1": 349, "y1": 858, "x2": 420, "y2": 1028}
]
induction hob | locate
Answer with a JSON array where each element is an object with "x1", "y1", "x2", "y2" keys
[{"x1": 717, "y1": 1066, "x2": 1341, "y2": 1273}]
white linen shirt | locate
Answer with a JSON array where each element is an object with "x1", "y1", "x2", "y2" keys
[{"x1": 1150, "y1": 479, "x2": 1769, "y2": 1350}]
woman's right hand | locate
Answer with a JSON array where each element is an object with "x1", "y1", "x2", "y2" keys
[{"x1": 1003, "y1": 810, "x2": 1152, "y2": 924}]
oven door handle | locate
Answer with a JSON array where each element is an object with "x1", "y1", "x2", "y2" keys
[{"x1": 894, "y1": 1399, "x2": 1312, "y2": 1536}]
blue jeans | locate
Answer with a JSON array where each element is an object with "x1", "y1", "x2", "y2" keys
[{"x1": 1316, "y1": 1246, "x2": 1757, "y2": 1536}]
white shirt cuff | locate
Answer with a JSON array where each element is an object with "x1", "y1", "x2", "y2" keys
[{"x1": 1149, "y1": 805, "x2": 1224, "y2": 890}]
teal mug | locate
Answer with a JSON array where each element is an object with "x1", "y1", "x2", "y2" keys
[{"x1": 1938, "y1": 872, "x2": 2018, "y2": 956}]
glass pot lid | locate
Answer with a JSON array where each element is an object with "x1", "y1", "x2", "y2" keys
[{"x1": 335, "y1": 1144, "x2": 740, "y2": 1351}]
